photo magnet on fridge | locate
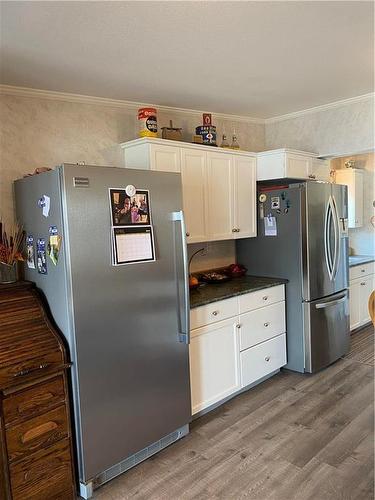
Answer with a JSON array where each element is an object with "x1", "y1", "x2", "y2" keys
[
  {"x1": 26, "y1": 235, "x2": 36, "y2": 269},
  {"x1": 36, "y1": 238, "x2": 47, "y2": 274},
  {"x1": 48, "y1": 226, "x2": 62, "y2": 265}
]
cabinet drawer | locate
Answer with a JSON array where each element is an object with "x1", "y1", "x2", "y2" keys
[
  {"x1": 239, "y1": 301, "x2": 285, "y2": 351},
  {"x1": 241, "y1": 334, "x2": 287, "y2": 388},
  {"x1": 10, "y1": 439, "x2": 74, "y2": 500},
  {"x1": 349, "y1": 262, "x2": 375, "y2": 280},
  {"x1": 3, "y1": 375, "x2": 66, "y2": 427},
  {"x1": 6, "y1": 405, "x2": 69, "y2": 463},
  {"x1": 0, "y1": 350, "x2": 64, "y2": 390},
  {"x1": 190, "y1": 297, "x2": 238, "y2": 330},
  {"x1": 238, "y1": 285, "x2": 285, "y2": 314}
]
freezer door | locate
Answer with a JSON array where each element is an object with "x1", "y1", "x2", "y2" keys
[
  {"x1": 60, "y1": 165, "x2": 191, "y2": 482},
  {"x1": 304, "y1": 290, "x2": 350, "y2": 373},
  {"x1": 304, "y1": 182, "x2": 348, "y2": 301}
]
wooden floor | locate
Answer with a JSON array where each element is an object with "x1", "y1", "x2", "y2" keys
[{"x1": 93, "y1": 326, "x2": 374, "y2": 500}]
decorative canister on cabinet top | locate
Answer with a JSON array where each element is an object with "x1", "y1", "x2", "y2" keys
[{"x1": 138, "y1": 107, "x2": 158, "y2": 138}]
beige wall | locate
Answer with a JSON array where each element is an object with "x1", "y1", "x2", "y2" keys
[
  {"x1": 331, "y1": 153, "x2": 375, "y2": 256},
  {"x1": 265, "y1": 97, "x2": 374, "y2": 156},
  {"x1": 0, "y1": 93, "x2": 265, "y2": 223}
]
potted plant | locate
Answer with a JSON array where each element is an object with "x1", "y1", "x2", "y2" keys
[{"x1": 0, "y1": 221, "x2": 24, "y2": 284}]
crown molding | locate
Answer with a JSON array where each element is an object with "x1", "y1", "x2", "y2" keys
[
  {"x1": 0, "y1": 84, "x2": 265, "y2": 124},
  {"x1": 1, "y1": 84, "x2": 373, "y2": 126},
  {"x1": 265, "y1": 93, "x2": 375, "y2": 124}
]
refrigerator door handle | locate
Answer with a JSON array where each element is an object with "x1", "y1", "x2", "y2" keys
[
  {"x1": 331, "y1": 196, "x2": 340, "y2": 281},
  {"x1": 324, "y1": 199, "x2": 333, "y2": 280},
  {"x1": 315, "y1": 292, "x2": 347, "y2": 309},
  {"x1": 171, "y1": 211, "x2": 190, "y2": 344}
]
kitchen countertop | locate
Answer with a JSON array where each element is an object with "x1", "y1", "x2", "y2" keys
[
  {"x1": 190, "y1": 275, "x2": 288, "y2": 309},
  {"x1": 349, "y1": 255, "x2": 375, "y2": 267}
]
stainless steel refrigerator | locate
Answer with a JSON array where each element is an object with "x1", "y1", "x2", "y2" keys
[
  {"x1": 15, "y1": 164, "x2": 191, "y2": 499},
  {"x1": 236, "y1": 180, "x2": 350, "y2": 374}
]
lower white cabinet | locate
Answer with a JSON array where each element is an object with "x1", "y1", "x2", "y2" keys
[
  {"x1": 349, "y1": 262, "x2": 375, "y2": 330},
  {"x1": 241, "y1": 334, "x2": 287, "y2": 388},
  {"x1": 189, "y1": 318, "x2": 240, "y2": 415},
  {"x1": 189, "y1": 285, "x2": 287, "y2": 415}
]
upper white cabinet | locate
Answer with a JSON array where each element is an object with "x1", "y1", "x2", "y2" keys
[
  {"x1": 257, "y1": 149, "x2": 330, "y2": 182},
  {"x1": 121, "y1": 138, "x2": 257, "y2": 243},
  {"x1": 335, "y1": 168, "x2": 364, "y2": 228}
]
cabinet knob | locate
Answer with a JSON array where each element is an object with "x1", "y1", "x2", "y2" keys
[
  {"x1": 265, "y1": 356, "x2": 270, "y2": 362},
  {"x1": 212, "y1": 310, "x2": 219, "y2": 316},
  {"x1": 361, "y1": 269, "x2": 365, "y2": 273},
  {"x1": 264, "y1": 322, "x2": 270, "y2": 327},
  {"x1": 262, "y1": 296, "x2": 268, "y2": 301},
  {"x1": 236, "y1": 324, "x2": 241, "y2": 329},
  {"x1": 232, "y1": 228, "x2": 237, "y2": 233},
  {"x1": 186, "y1": 232, "x2": 190, "y2": 237}
]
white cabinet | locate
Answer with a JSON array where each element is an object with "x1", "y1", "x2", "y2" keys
[
  {"x1": 189, "y1": 285, "x2": 286, "y2": 415},
  {"x1": 233, "y1": 156, "x2": 257, "y2": 238},
  {"x1": 189, "y1": 318, "x2": 240, "y2": 415},
  {"x1": 180, "y1": 148, "x2": 208, "y2": 243},
  {"x1": 121, "y1": 138, "x2": 257, "y2": 243},
  {"x1": 349, "y1": 262, "x2": 375, "y2": 330},
  {"x1": 206, "y1": 152, "x2": 233, "y2": 241},
  {"x1": 335, "y1": 168, "x2": 364, "y2": 228},
  {"x1": 257, "y1": 149, "x2": 330, "y2": 182}
]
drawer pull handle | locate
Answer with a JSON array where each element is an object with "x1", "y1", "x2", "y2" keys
[
  {"x1": 265, "y1": 356, "x2": 270, "y2": 362},
  {"x1": 360, "y1": 282, "x2": 366, "y2": 286},
  {"x1": 263, "y1": 296, "x2": 268, "y2": 301},
  {"x1": 21, "y1": 421, "x2": 58, "y2": 444},
  {"x1": 264, "y1": 322, "x2": 270, "y2": 327},
  {"x1": 212, "y1": 310, "x2": 219, "y2": 316},
  {"x1": 14, "y1": 363, "x2": 49, "y2": 378}
]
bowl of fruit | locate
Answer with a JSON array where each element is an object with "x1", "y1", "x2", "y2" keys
[{"x1": 227, "y1": 263, "x2": 247, "y2": 278}]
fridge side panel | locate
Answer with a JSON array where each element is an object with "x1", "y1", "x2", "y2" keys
[
  {"x1": 236, "y1": 185, "x2": 305, "y2": 373},
  {"x1": 14, "y1": 170, "x2": 71, "y2": 342}
]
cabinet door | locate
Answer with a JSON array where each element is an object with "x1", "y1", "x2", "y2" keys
[
  {"x1": 354, "y1": 170, "x2": 364, "y2": 227},
  {"x1": 349, "y1": 280, "x2": 361, "y2": 330},
  {"x1": 310, "y1": 159, "x2": 331, "y2": 181},
  {"x1": 189, "y1": 319, "x2": 240, "y2": 415},
  {"x1": 181, "y1": 149, "x2": 208, "y2": 243},
  {"x1": 150, "y1": 144, "x2": 181, "y2": 172},
  {"x1": 206, "y1": 152, "x2": 233, "y2": 241},
  {"x1": 232, "y1": 156, "x2": 257, "y2": 238},
  {"x1": 359, "y1": 275, "x2": 374, "y2": 325},
  {"x1": 285, "y1": 154, "x2": 311, "y2": 179}
]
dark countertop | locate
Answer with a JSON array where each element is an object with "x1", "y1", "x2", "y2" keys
[
  {"x1": 190, "y1": 275, "x2": 288, "y2": 309},
  {"x1": 349, "y1": 255, "x2": 375, "y2": 267}
]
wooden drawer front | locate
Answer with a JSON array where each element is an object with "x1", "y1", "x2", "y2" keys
[
  {"x1": 10, "y1": 439, "x2": 74, "y2": 500},
  {"x1": 0, "y1": 350, "x2": 63, "y2": 389},
  {"x1": 239, "y1": 302, "x2": 285, "y2": 351},
  {"x1": 241, "y1": 334, "x2": 287, "y2": 388},
  {"x1": 3, "y1": 375, "x2": 66, "y2": 426},
  {"x1": 238, "y1": 285, "x2": 285, "y2": 314},
  {"x1": 349, "y1": 262, "x2": 375, "y2": 280},
  {"x1": 190, "y1": 297, "x2": 238, "y2": 330},
  {"x1": 6, "y1": 405, "x2": 69, "y2": 463}
]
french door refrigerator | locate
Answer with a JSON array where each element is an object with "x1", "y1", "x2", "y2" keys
[
  {"x1": 236, "y1": 180, "x2": 350, "y2": 374},
  {"x1": 15, "y1": 164, "x2": 191, "y2": 498}
]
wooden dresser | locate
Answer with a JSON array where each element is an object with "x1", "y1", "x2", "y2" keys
[{"x1": 0, "y1": 281, "x2": 76, "y2": 499}]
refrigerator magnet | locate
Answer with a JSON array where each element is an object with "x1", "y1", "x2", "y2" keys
[
  {"x1": 26, "y1": 235, "x2": 36, "y2": 269},
  {"x1": 36, "y1": 238, "x2": 48, "y2": 274},
  {"x1": 37, "y1": 195, "x2": 51, "y2": 217},
  {"x1": 264, "y1": 215, "x2": 277, "y2": 237},
  {"x1": 48, "y1": 226, "x2": 62, "y2": 266}
]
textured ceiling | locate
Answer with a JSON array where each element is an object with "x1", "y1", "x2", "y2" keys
[{"x1": 1, "y1": 1, "x2": 374, "y2": 118}]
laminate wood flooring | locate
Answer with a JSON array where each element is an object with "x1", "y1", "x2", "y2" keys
[{"x1": 92, "y1": 328, "x2": 374, "y2": 500}]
